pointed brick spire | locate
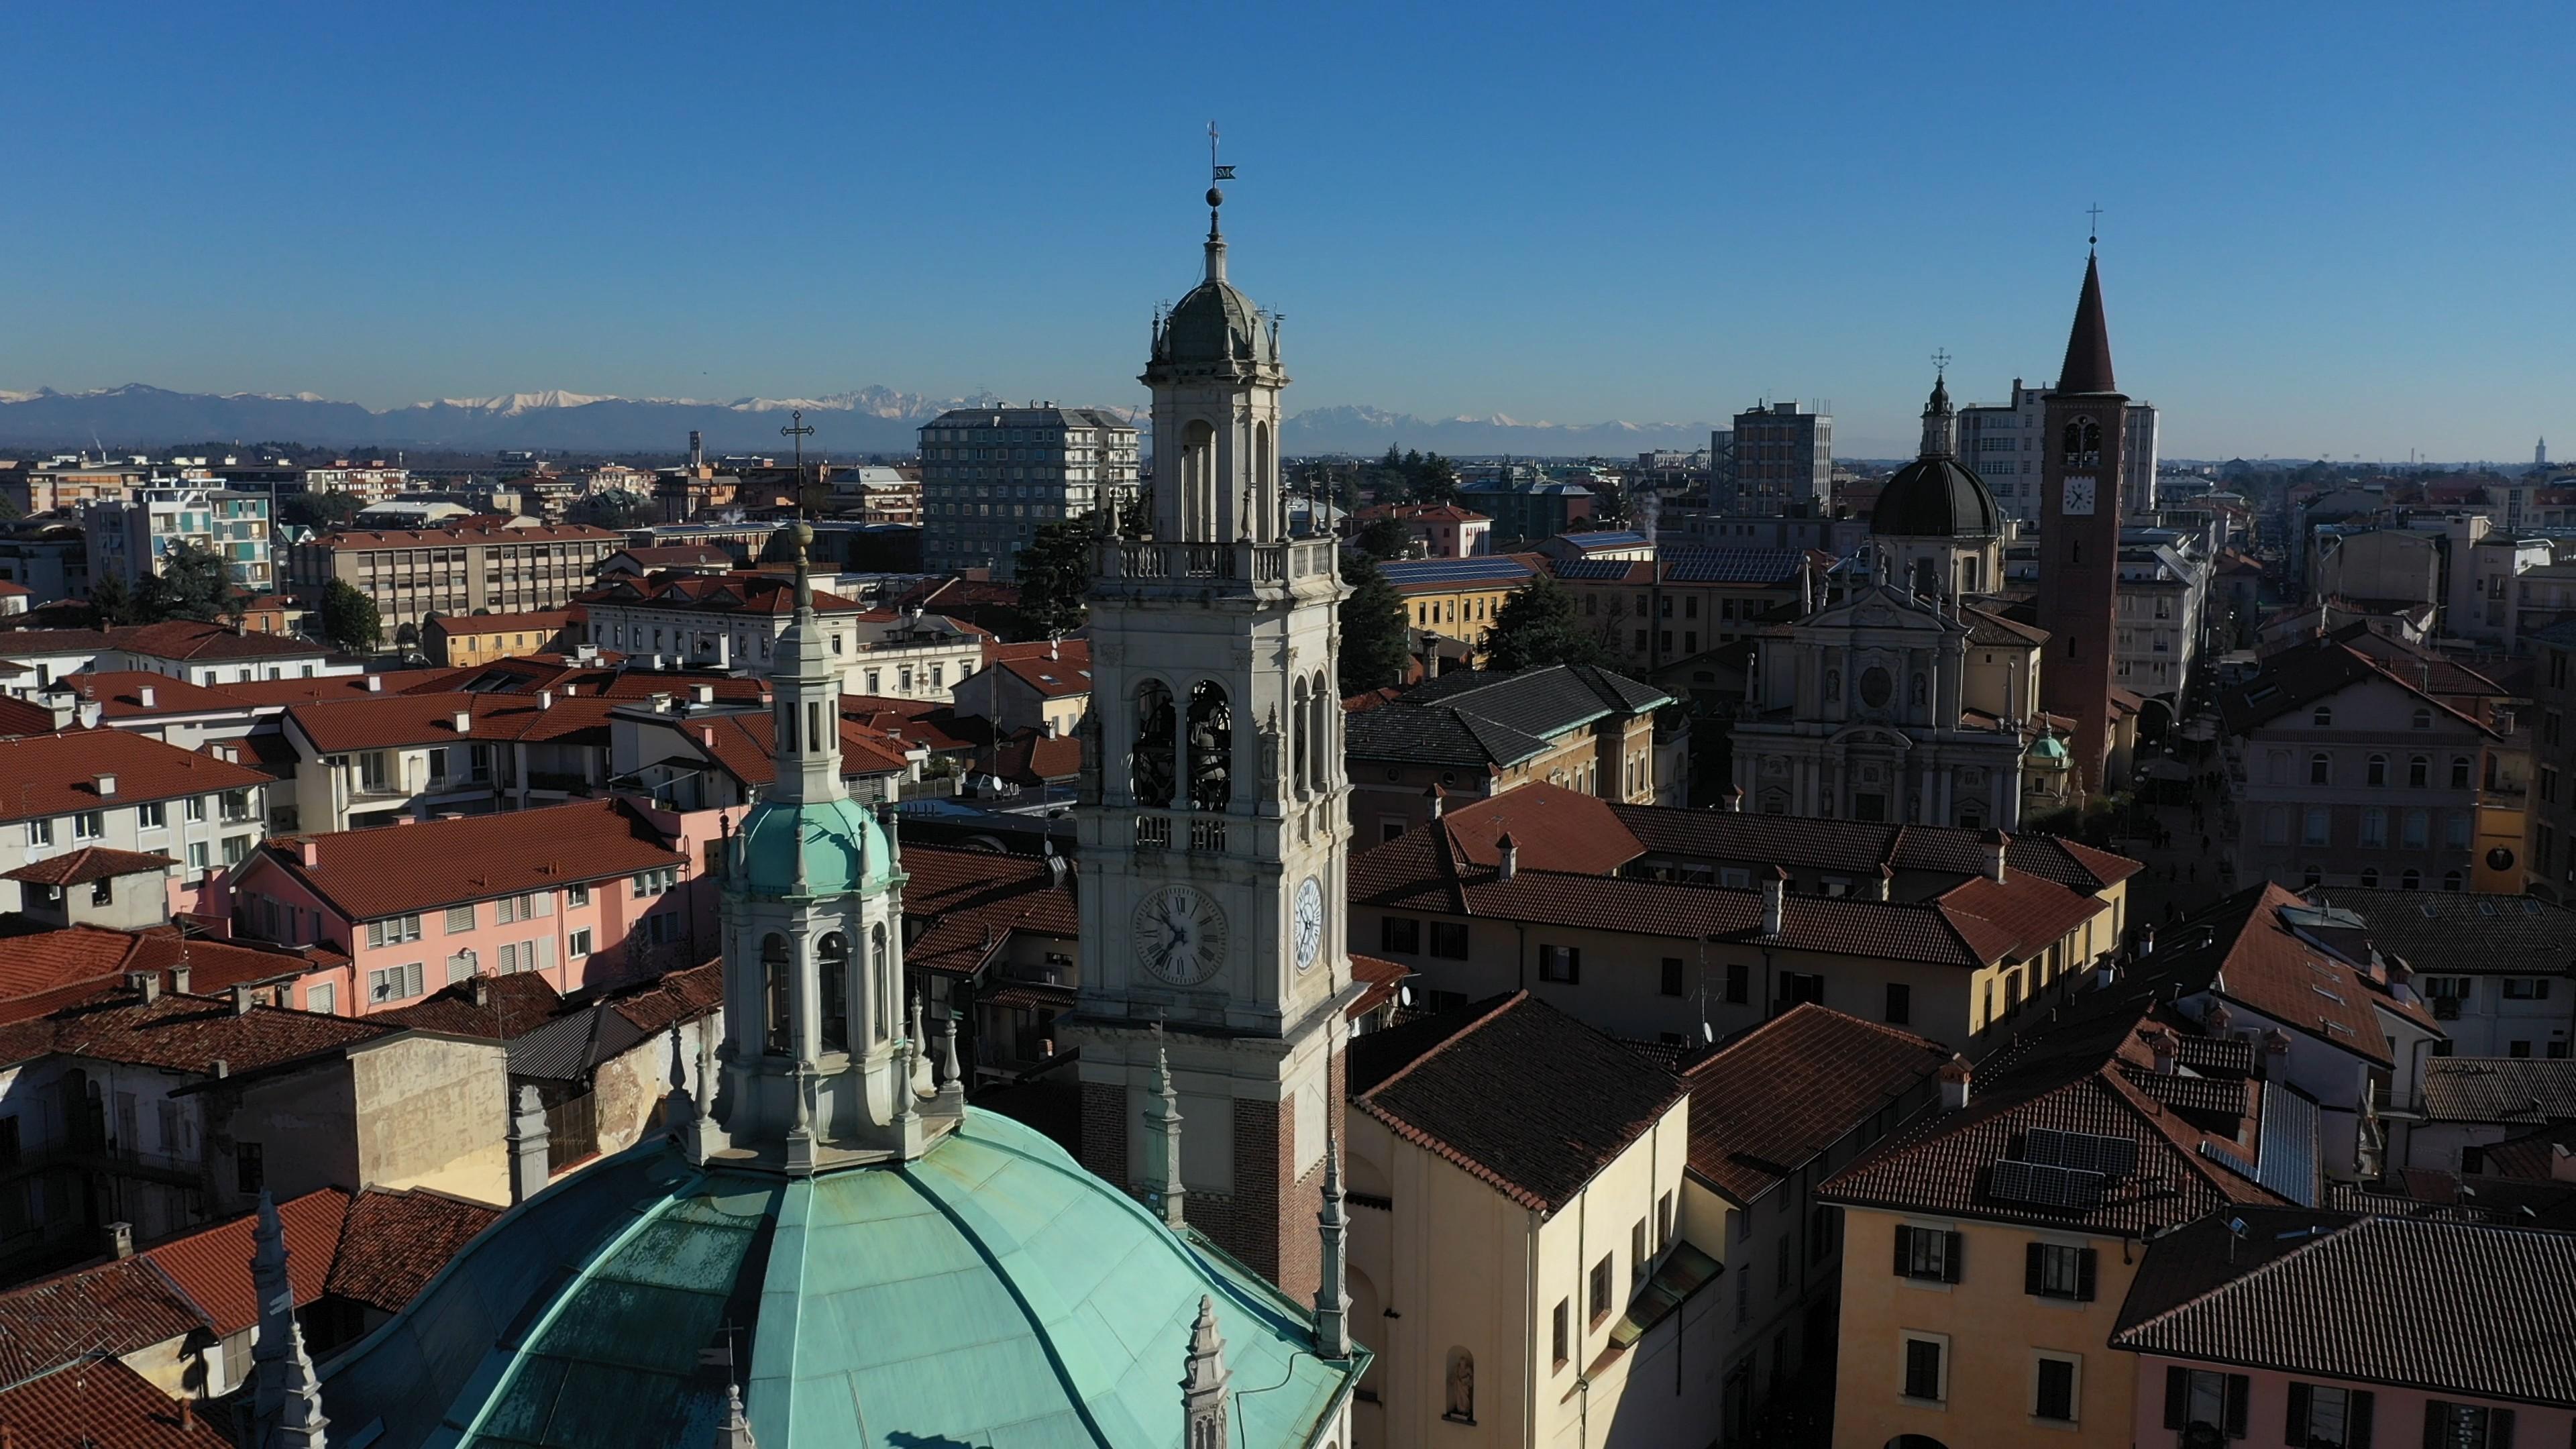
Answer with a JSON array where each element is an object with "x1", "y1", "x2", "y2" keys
[{"x1": 2057, "y1": 253, "x2": 2118, "y2": 395}]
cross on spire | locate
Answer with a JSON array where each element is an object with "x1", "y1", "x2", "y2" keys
[
  {"x1": 1930, "y1": 347, "x2": 1951, "y2": 376},
  {"x1": 2086, "y1": 203, "x2": 2104, "y2": 248}
]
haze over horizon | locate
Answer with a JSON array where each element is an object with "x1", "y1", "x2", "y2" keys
[{"x1": 2, "y1": 1, "x2": 2569, "y2": 463}]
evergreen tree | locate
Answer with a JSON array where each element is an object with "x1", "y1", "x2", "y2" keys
[
  {"x1": 1485, "y1": 574, "x2": 1607, "y2": 673},
  {"x1": 320, "y1": 578, "x2": 382, "y2": 653},
  {"x1": 137, "y1": 542, "x2": 230, "y2": 623},
  {"x1": 1012, "y1": 520, "x2": 1093, "y2": 639},
  {"x1": 1413, "y1": 452, "x2": 1458, "y2": 505},
  {"x1": 89, "y1": 572, "x2": 140, "y2": 627},
  {"x1": 1337, "y1": 555, "x2": 1410, "y2": 697},
  {"x1": 278, "y1": 491, "x2": 363, "y2": 529}
]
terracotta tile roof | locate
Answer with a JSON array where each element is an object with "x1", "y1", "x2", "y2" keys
[
  {"x1": 1682, "y1": 1004, "x2": 1952, "y2": 1203},
  {"x1": 103, "y1": 620, "x2": 340, "y2": 663},
  {"x1": 2111, "y1": 1214, "x2": 2576, "y2": 1408},
  {"x1": 0, "y1": 730, "x2": 271, "y2": 824},
  {"x1": 837, "y1": 696, "x2": 980, "y2": 755},
  {"x1": 3, "y1": 847, "x2": 173, "y2": 887},
  {"x1": 283, "y1": 690, "x2": 620, "y2": 752},
  {"x1": 2298, "y1": 885, "x2": 2576, "y2": 977},
  {"x1": 990, "y1": 729, "x2": 1081, "y2": 787},
  {"x1": 1350, "y1": 992, "x2": 1684, "y2": 1214},
  {"x1": 577, "y1": 572, "x2": 862, "y2": 618},
  {"x1": 604, "y1": 545, "x2": 735, "y2": 569},
  {"x1": 321, "y1": 1186, "x2": 504, "y2": 1315},
  {"x1": 1820, "y1": 981, "x2": 2294, "y2": 1234},
  {"x1": 0, "y1": 1357, "x2": 237, "y2": 1447},
  {"x1": 669, "y1": 710, "x2": 909, "y2": 789},
  {"x1": 0, "y1": 697, "x2": 56, "y2": 738},
  {"x1": 1348, "y1": 953, "x2": 1409, "y2": 1020},
  {"x1": 603, "y1": 958, "x2": 724, "y2": 1036},
  {"x1": 1934, "y1": 871, "x2": 2115, "y2": 964},
  {"x1": 0, "y1": 989, "x2": 394, "y2": 1075},
  {"x1": 0, "y1": 1256, "x2": 207, "y2": 1385},
  {"x1": 2420, "y1": 1057, "x2": 2576, "y2": 1124},
  {"x1": 427, "y1": 608, "x2": 576, "y2": 637},
  {"x1": 985, "y1": 644, "x2": 1093, "y2": 699},
  {"x1": 2138, "y1": 884, "x2": 2420, "y2": 1069},
  {"x1": 140, "y1": 1187, "x2": 348, "y2": 1336},
  {"x1": 901, "y1": 846, "x2": 1079, "y2": 979},
  {"x1": 1421, "y1": 784, "x2": 1646, "y2": 875},
  {"x1": 0, "y1": 928, "x2": 322, "y2": 1030},
  {"x1": 2220, "y1": 637, "x2": 2499, "y2": 737},
  {"x1": 209, "y1": 668, "x2": 450, "y2": 706},
  {"x1": 252, "y1": 798, "x2": 684, "y2": 921},
  {"x1": 369, "y1": 974, "x2": 569, "y2": 1040},
  {"x1": 1603, "y1": 803, "x2": 2142, "y2": 892},
  {"x1": 39, "y1": 671, "x2": 247, "y2": 718}
]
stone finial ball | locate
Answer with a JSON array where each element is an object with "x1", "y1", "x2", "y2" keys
[{"x1": 1205, "y1": 186, "x2": 1224, "y2": 208}]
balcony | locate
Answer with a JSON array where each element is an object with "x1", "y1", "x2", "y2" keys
[{"x1": 1091, "y1": 538, "x2": 1339, "y2": 597}]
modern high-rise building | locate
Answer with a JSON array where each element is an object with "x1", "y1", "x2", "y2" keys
[
  {"x1": 84, "y1": 485, "x2": 274, "y2": 594},
  {"x1": 1957, "y1": 382, "x2": 2159, "y2": 521},
  {"x1": 2037, "y1": 252, "x2": 2129, "y2": 791},
  {"x1": 1729, "y1": 402, "x2": 1831, "y2": 514},
  {"x1": 916, "y1": 405, "x2": 1138, "y2": 578}
]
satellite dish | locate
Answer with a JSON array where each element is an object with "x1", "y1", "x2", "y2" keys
[
  {"x1": 1700, "y1": 1022, "x2": 1714, "y2": 1044},
  {"x1": 1397, "y1": 985, "x2": 1413, "y2": 1008}
]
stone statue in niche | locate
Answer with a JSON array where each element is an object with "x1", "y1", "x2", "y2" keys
[
  {"x1": 1258, "y1": 707, "x2": 1282, "y2": 809},
  {"x1": 1075, "y1": 707, "x2": 1103, "y2": 806},
  {"x1": 1444, "y1": 1348, "x2": 1475, "y2": 1423}
]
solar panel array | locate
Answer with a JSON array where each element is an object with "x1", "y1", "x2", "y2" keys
[
  {"x1": 1988, "y1": 1159, "x2": 2108, "y2": 1210},
  {"x1": 1378, "y1": 557, "x2": 1537, "y2": 587},
  {"x1": 2198, "y1": 1140, "x2": 2259, "y2": 1182},
  {"x1": 2024, "y1": 1128, "x2": 2141, "y2": 1179},
  {"x1": 1566, "y1": 531, "x2": 1649, "y2": 549},
  {"x1": 1662, "y1": 547, "x2": 1811, "y2": 584},
  {"x1": 1550, "y1": 558, "x2": 1642, "y2": 580}
]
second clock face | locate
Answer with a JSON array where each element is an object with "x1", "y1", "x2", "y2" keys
[
  {"x1": 1292, "y1": 875, "x2": 1324, "y2": 972},
  {"x1": 1134, "y1": 885, "x2": 1230, "y2": 986}
]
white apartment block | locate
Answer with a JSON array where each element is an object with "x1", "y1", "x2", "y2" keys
[
  {"x1": 918, "y1": 406, "x2": 1139, "y2": 579},
  {"x1": 1955, "y1": 380, "x2": 2159, "y2": 521}
]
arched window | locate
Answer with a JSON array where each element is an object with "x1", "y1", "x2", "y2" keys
[
  {"x1": 2360, "y1": 867, "x2": 2379, "y2": 888},
  {"x1": 1444, "y1": 1348, "x2": 1475, "y2": 1424},
  {"x1": 1132, "y1": 681, "x2": 1176, "y2": 806},
  {"x1": 2310, "y1": 753, "x2": 2332, "y2": 786},
  {"x1": 870, "y1": 924, "x2": 892, "y2": 1042},
  {"x1": 817, "y1": 932, "x2": 850, "y2": 1053},
  {"x1": 1291, "y1": 677, "x2": 1309, "y2": 796},
  {"x1": 2312, "y1": 705, "x2": 2333, "y2": 728},
  {"x1": 2409, "y1": 755, "x2": 2430, "y2": 788},
  {"x1": 2443, "y1": 869, "x2": 2465, "y2": 891},
  {"x1": 2412, "y1": 706, "x2": 2434, "y2": 730},
  {"x1": 2401, "y1": 869, "x2": 2422, "y2": 892},
  {"x1": 1188, "y1": 681, "x2": 1232, "y2": 812},
  {"x1": 2450, "y1": 756, "x2": 2473, "y2": 789},
  {"x1": 761, "y1": 933, "x2": 792, "y2": 1056},
  {"x1": 775, "y1": 694, "x2": 798, "y2": 754},
  {"x1": 2367, "y1": 754, "x2": 2388, "y2": 787},
  {"x1": 1309, "y1": 672, "x2": 1331, "y2": 792},
  {"x1": 1182, "y1": 419, "x2": 1217, "y2": 539}
]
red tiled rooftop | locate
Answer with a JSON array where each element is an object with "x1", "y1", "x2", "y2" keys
[
  {"x1": 902, "y1": 846, "x2": 1081, "y2": 979},
  {"x1": 3, "y1": 847, "x2": 174, "y2": 887},
  {"x1": 1682, "y1": 1004, "x2": 1951, "y2": 1202},
  {"x1": 282, "y1": 690, "x2": 621, "y2": 752},
  {"x1": 252, "y1": 798, "x2": 686, "y2": 922},
  {"x1": 140, "y1": 1187, "x2": 348, "y2": 1336},
  {"x1": 322, "y1": 1187, "x2": 504, "y2": 1315},
  {"x1": 0, "y1": 1356, "x2": 236, "y2": 1448},
  {"x1": 0, "y1": 729, "x2": 273, "y2": 824}
]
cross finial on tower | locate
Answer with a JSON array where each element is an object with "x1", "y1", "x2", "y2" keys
[
  {"x1": 1930, "y1": 347, "x2": 1951, "y2": 377},
  {"x1": 2086, "y1": 203, "x2": 2103, "y2": 249}
]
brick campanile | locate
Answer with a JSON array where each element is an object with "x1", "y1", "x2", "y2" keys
[{"x1": 2036, "y1": 251, "x2": 2128, "y2": 791}]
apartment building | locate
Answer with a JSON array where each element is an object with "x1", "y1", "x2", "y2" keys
[
  {"x1": 917, "y1": 405, "x2": 1138, "y2": 578},
  {"x1": 423, "y1": 608, "x2": 579, "y2": 667},
  {"x1": 1729, "y1": 402, "x2": 1832, "y2": 515},
  {"x1": 1547, "y1": 547, "x2": 1819, "y2": 678},
  {"x1": 579, "y1": 572, "x2": 985, "y2": 700},
  {"x1": 1351, "y1": 502, "x2": 1491, "y2": 559},
  {"x1": 0, "y1": 620, "x2": 356, "y2": 692},
  {"x1": 284, "y1": 523, "x2": 621, "y2": 632},
  {"x1": 1344, "y1": 665, "x2": 1675, "y2": 841},
  {"x1": 85, "y1": 486, "x2": 274, "y2": 594},
  {"x1": 225, "y1": 796, "x2": 716, "y2": 1012},
  {"x1": 0, "y1": 729, "x2": 274, "y2": 913},
  {"x1": 273, "y1": 691, "x2": 627, "y2": 832},
  {"x1": 1375, "y1": 554, "x2": 1546, "y2": 672}
]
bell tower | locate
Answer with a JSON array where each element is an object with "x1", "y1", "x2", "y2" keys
[
  {"x1": 2037, "y1": 250, "x2": 2127, "y2": 792},
  {"x1": 1061, "y1": 153, "x2": 1355, "y2": 1298}
]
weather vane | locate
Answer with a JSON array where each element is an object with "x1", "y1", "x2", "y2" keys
[{"x1": 1208, "y1": 120, "x2": 1234, "y2": 182}]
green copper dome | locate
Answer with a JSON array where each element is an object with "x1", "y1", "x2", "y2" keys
[
  {"x1": 736, "y1": 797, "x2": 891, "y2": 898},
  {"x1": 317, "y1": 1110, "x2": 1362, "y2": 1448},
  {"x1": 2029, "y1": 732, "x2": 2070, "y2": 761}
]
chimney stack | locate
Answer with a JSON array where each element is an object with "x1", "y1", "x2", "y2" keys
[
  {"x1": 103, "y1": 1222, "x2": 133, "y2": 1259},
  {"x1": 694, "y1": 683, "x2": 714, "y2": 704},
  {"x1": 365, "y1": 675, "x2": 383, "y2": 692},
  {"x1": 138, "y1": 686, "x2": 154, "y2": 708},
  {"x1": 1762, "y1": 867, "x2": 1786, "y2": 936},
  {"x1": 538, "y1": 690, "x2": 553, "y2": 711},
  {"x1": 2151, "y1": 1027, "x2": 2180, "y2": 1075},
  {"x1": 2136, "y1": 922, "x2": 2157, "y2": 958},
  {"x1": 231, "y1": 983, "x2": 256, "y2": 1016},
  {"x1": 1980, "y1": 828, "x2": 2010, "y2": 883},
  {"x1": 299, "y1": 839, "x2": 319, "y2": 867},
  {"x1": 452, "y1": 708, "x2": 472, "y2": 733},
  {"x1": 1938, "y1": 1054, "x2": 1971, "y2": 1112},
  {"x1": 127, "y1": 969, "x2": 160, "y2": 1006},
  {"x1": 170, "y1": 963, "x2": 191, "y2": 994},
  {"x1": 1867, "y1": 865, "x2": 1892, "y2": 902},
  {"x1": 1423, "y1": 784, "x2": 1444, "y2": 820},
  {"x1": 1495, "y1": 832, "x2": 1518, "y2": 882},
  {"x1": 93, "y1": 772, "x2": 115, "y2": 798}
]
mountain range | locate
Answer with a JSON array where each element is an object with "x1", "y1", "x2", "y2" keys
[{"x1": 0, "y1": 384, "x2": 1733, "y2": 459}]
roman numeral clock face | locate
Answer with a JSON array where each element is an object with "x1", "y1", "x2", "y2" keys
[{"x1": 1133, "y1": 885, "x2": 1230, "y2": 986}]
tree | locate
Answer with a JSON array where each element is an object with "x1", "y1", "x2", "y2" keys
[
  {"x1": 278, "y1": 490, "x2": 363, "y2": 530},
  {"x1": 1337, "y1": 555, "x2": 1410, "y2": 697},
  {"x1": 88, "y1": 572, "x2": 140, "y2": 627},
  {"x1": 1012, "y1": 521, "x2": 1093, "y2": 639},
  {"x1": 321, "y1": 578, "x2": 381, "y2": 653},
  {"x1": 136, "y1": 542, "x2": 229, "y2": 623},
  {"x1": 393, "y1": 621, "x2": 422, "y2": 661},
  {"x1": 1355, "y1": 515, "x2": 1414, "y2": 561},
  {"x1": 1413, "y1": 451, "x2": 1459, "y2": 506},
  {"x1": 584, "y1": 489, "x2": 651, "y2": 529},
  {"x1": 1485, "y1": 574, "x2": 1607, "y2": 673}
]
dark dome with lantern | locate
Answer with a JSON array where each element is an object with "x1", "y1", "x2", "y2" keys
[{"x1": 1871, "y1": 371, "x2": 2002, "y2": 539}]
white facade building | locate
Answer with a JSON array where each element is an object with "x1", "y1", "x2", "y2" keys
[
  {"x1": 1955, "y1": 379, "x2": 2159, "y2": 522},
  {"x1": 918, "y1": 406, "x2": 1139, "y2": 579}
]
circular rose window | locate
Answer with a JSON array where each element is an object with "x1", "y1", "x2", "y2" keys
[
  {"x1": 1859, "y1": 667, "x2": 1893, "y2": 708},
  {"x1": 2486, "y1": 847, "x2": 2516, "y2": 872}
]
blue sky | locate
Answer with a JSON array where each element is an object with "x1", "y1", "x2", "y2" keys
[{"x1": 2, "y1": 1, "x2": 2569, "y2": 460}]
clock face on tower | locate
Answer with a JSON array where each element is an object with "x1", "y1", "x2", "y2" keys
[
  {"x1": 1133, "y1": 885, "x2": 1230, "y2": 986},
  {"x1": 2062, "y1": 475, "x2": 2098, "y2": 517},
  {"x1": 1292, "y1": 875, "x2": 1324, "y2": 972}
]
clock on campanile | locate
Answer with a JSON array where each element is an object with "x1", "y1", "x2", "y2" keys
[{"x1": 2062, "y1": 475, "x2": 2097, "y2": 517}]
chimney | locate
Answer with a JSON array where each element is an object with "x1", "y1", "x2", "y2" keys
[
  {"x1": 472, "y1": 975, "x2": 490, "y2": 1008},
  {"x1": 694, "y1": 683, "x2": 714, "y2": 704},
  {"x1": 1980, "y1": 828, "x2": 2010, "y2": 883},
  {"x1": 700, "y1": 726, "x2": 716, "y2": 747},
  {"x1": 2136, "y1": 923, "x2": 2157, "y2": 958},
  {"x1": 2151, "y1": 1027, "x2": 2179, "y2": 1075},
  {"x1": 1937, "y1": 1054, "x2": 1971, "y2": 1112},
  {"x1": 137, "y1": 686, "x2": 154, "y2": 708},
  {"x1": 93, "y1": 773, "x2": 116, "y2": 799},
  {"x1": 2261, "y1": 1028, "x2": 2293, "y2": 1079},
  {"x1": 1495, "y1": 832, "x2": 1519, "y2": 882},
  {"x1": 231, "y1": 983, "x2": 256, "y2": 1016},
  {"x1": 2206, "y1": 1002, "x2": 2235, "y2": 1036},
  {"x1": 1762, "y1": 867, "x2": 1787, "y2": 936},
  {"x1": 210, "y1": 1058, "x2": 228, "y2": 1078},
  {"x1": 452, "y1": 708, "x2": 472, "y2": 733},
  {"x1": 1721, "y1": 785, "x2": 1743, "y2": 813},
  {"x1": 298, "y1": 839, "x2": 319, "y2": 867},
  {"x1": 538, "y1": 690, "x2": 553, "y2": 711},
  {"x1": 126, "y1": 969, "x2": 160, "y2": 1006},
  {"x1": 1867, "y1": 865, "x2": 1892, "y2": 902},
  {"x1": 103, "y1": 1222, "x2": 133, "y2": 1260},
  {"x1": 1424, "y1": 783, "x2": 1445, "y2": 820},
  {"x1": 365, "y1": 675, "x2": 383, "y2": 692},
  {"x1": 2384, "y1": 954, "x2": 2416, "y2": 1002}
]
